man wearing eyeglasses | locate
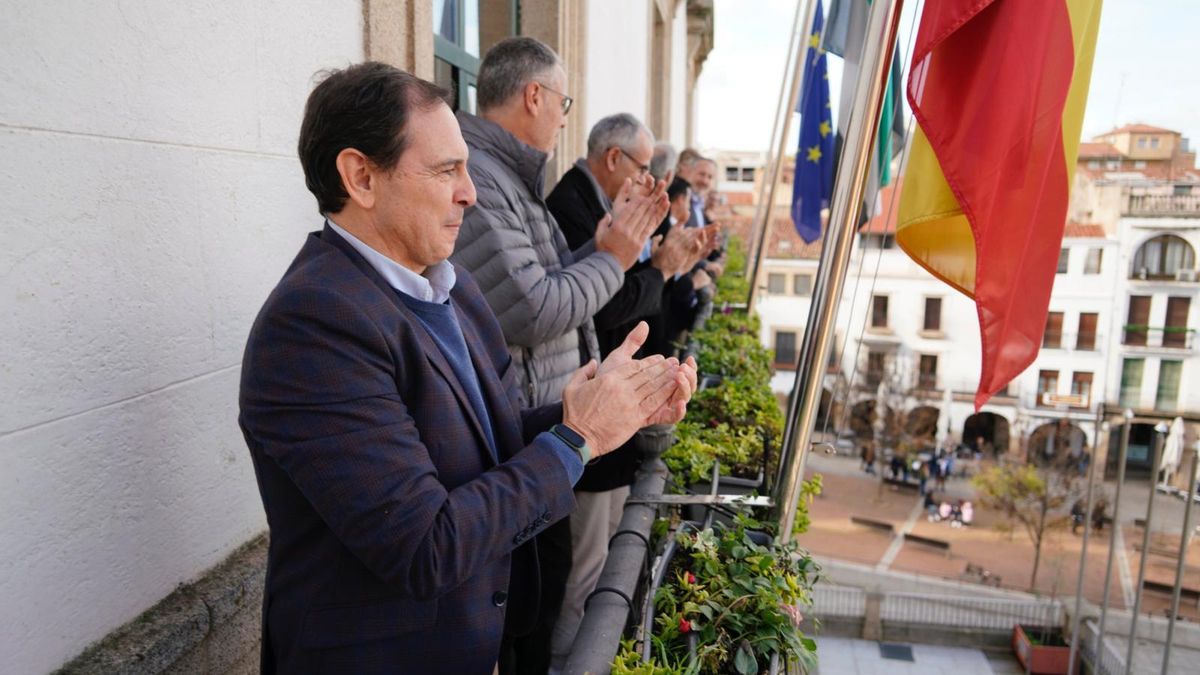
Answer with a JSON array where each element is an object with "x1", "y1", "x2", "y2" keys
[
  {"x1": 544, "y1": 114, "x2": 702, "y2": 673},
  {"x1": 451, "y1": 37, "x2": 670, "y2": 675}
]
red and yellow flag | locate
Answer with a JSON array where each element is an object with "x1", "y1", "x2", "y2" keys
[{"x1": 897, "y1": 0, "x2": 1102, "y2": 409}]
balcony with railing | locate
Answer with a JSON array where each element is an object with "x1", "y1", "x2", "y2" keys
[
  {"x1": 1121, "y1": 324, "x2": 1196, "y2": 349},
  {"x1": 1123, "y1": 192, "x2": 1200, "y2": 217}
]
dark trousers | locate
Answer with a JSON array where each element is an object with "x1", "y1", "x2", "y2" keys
[{"x1": 499, "y1": 517, "x2": 572, "y2": 675}]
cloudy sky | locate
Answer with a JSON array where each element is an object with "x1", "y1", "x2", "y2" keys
[{"x1": 696, "y1": 0, "x2": 1200, "y2": 155}]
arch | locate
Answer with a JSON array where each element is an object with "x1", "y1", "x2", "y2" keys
[
  {"x1": 905, "y1": 405, "x2": 939, "y2": 444},
  {"x1": 962, "y1": 412, "x2": 1011, "y2": 456},
  {"x1": 1028, "y1": 419, "x2": 1088, "y2": 469},
  {"x1": 1131, "y1": 234, "x2": 1196, "y2": 280},
  {"x1": 1105, "y1": 422, "x2": 1159, "y2": 476}
]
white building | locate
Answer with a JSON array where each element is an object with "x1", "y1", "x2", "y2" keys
[{"x1": 1, "y1": 2, "x2": 715, "y2": 672}]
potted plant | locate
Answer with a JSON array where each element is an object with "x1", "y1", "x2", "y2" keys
[
  {"x1": 1011, "y1": 624, "x2": 1070, "y2": 674},
  {"x1": 616, "y1": 515, "x2": 819, "y2": 674}
]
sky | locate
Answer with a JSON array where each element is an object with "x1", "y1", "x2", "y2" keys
[{"x1": 696, "y1": 0, "x2": 1200, "y2": 156}]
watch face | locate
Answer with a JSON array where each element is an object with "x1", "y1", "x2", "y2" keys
[{"x1": 556, "y1": 424, "x2": 586, "y2": 448}]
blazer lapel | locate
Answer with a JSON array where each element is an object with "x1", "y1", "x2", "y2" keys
[{"x1": 320, "y1": 226, "x2": 497, "y2": 467}]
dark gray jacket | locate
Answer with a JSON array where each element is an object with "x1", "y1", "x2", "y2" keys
[{"x1": 451, "y1": 112, "x2": 624, "y2": 406}]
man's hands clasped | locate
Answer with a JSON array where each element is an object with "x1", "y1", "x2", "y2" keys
[
  {"x1": 561, "y1": 322, "x2": 697, "y2": 457},
  {"x1": 594, "y1": 175, "x2": 671, "y2": 270}
]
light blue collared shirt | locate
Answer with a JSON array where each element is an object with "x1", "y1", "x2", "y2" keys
[{"x1": 325, "y1": 217, "x2": 456, "y2": 303}]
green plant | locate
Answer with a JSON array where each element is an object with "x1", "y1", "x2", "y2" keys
[{"x1": 633, "y1": 515, "x2": 819, "y2": 674}]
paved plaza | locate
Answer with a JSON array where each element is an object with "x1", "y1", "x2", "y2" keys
[{"x1": 795, "y1": 447, "x2": 1200, "y2": 620}]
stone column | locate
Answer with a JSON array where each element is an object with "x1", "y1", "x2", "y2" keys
[{"x1": 363, "y1": 0, "x2": 434, "y2": 80}]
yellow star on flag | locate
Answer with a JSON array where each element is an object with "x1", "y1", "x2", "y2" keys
[
  {"x1": 818, "y1": 120, "x2": 832, "y2": 138},
  {"x1": 809, "y1": 32, "x2": 821, "y2": 49},
  {"x1": 806, "y1": 145, "x2": 822, "y2": 163}
]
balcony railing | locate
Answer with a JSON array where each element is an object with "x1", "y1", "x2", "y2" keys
[
  {"x1": 1121, "y1": 325, "x2": 1195, "y2": 349},
  {"x1": 1124, "y1": 193, "x2": 1200, "y2": 217}
]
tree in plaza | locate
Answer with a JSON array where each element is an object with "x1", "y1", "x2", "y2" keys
[{"x1": 971, "y1": 455, "x2": 1083, "y2": 591}]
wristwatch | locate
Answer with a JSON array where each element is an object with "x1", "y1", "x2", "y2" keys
[{"x1": 551, "y1": 423, "x2": 591, "y2": 464}]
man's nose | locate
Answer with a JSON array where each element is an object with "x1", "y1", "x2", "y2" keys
[{"x1": 457, "y1": 172, "x2": 477, "y2": 208}]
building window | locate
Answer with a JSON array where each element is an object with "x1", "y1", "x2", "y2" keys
[
  {"x1": 433, "y1": 0, "x2": 485, "y2": 112},
  {"x1": 767, "y1": 273, "x2": 786, "y2": 294},
  {"x1": 1088, "y1": 160, "x2": 1101, "y2": 170},
  {"x1": 1164, "y1": 296, "x2": 1191, "y2": 348},
  {"x1": 1057, "y1": 248, "x2": 1070, "y2": 274},
  {"x1": 1156, "y1": 360, "x2": 1182, "y2": 411},
  {"x1": 866, "y1": 350, "x2": 886, "y2": 386},
  {"x1": 1152, "y1": 137, "x2": 1161, "y2": 149},
  {"x1": 1071, "y1": 372, "x2": 1093, "y2": 408},
  {"x1": 1106, "y1": 160, "x2": 1120, "y2": 170},
  {"x1": 792, "y1": 274, "x2": 813, "y2": 296},
  {"x1": 1038, "y1": 369, "x2": 1059, "y2": 404},
  {"x1": 1124, "y1": 295, "x2": 1151, "y2": 346},
  {"x1": 1084, "y1": 248, "x2": 1103, "y2": 275},
  {"x1": 859, "y1": 233, "x2": 896, "y2": 249},
  {"x1": 725, "y1": 166, "x2": 740, "y2": 182},
  {"x1": 923, "y1": 297, "x2": 942, "y2": 332},
  {"x1": 917, "y1": 355, "x2": 938, "y2": 390},
  {"x1": 1042, "y1": 312, "x2": 1063, "y2": 348},
  {"x1": 1131, "y1": 234, "x2": 1196, "y2": 280},
  {"x1": 1134, "y1": 160, "x2": 1147, "y2": 169},
  {"x1": 1076, "y1": 312, "x2": 1098, "y2": 350},
  {"x1": 1137, "y1": 137, "x2": 1148, "y2": 149},
  {"x1": 1119, "y1": 358, "x2": 1144, "y2": 408},
  {"x1": 773, "y1": 331, "x2": 797, "y2": 367},
  {"x1": 740, "y1": 167, "x2": 755, "y2": 182},
  {"x1": 871, "y1": 295, "x2": 889, "y2": 328}
]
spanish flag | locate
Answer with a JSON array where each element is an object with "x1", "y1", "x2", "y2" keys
[{"x1": 897, "y1": 0, "x2": 1102, "y2": 409}]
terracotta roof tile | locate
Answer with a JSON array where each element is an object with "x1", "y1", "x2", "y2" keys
[
  {"x1": 1063, "y1": 222, "x2": 1106, "y2": 238},
  {"x1": 1098, "y1": 123, "x2": 1179, "y2": 136}
]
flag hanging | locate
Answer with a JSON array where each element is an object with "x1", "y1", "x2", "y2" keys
[
  {"x1": 897, "y1": 0, "x2": 1102, "y2": 409},
  {"x1": 826, "y1": 0, "x2": 904, "y2": 220},
  {"x1": 791, "y1": 0, "x2": 834, "y2": 243}
]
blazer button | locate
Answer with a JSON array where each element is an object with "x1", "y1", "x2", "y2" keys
[{"x1": 492, "y1": 591, "x2": 508, "y2": 607}]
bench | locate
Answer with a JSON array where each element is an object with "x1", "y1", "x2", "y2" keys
[
  {"x1": 1142, "y1": 579, "x2": 1200, "y2": 603},
  {"x1": 850, "y1": 515, "x2": 895, "y2": 534},
  {"x1": 903, "y1": 532, "x2": 951, "y2": 553},
  {"x1": 882, "y1": 477, "x2": 920, "y2": 492}
]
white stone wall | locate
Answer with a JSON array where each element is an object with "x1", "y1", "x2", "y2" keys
[
  {"x1": 583, "y1": 0, "x2": 651, "y2": 133},
  {"x1": 0, "y1": 2, "x2": 363, "y2": 672},
  {"x1": 669, "y1": 3, "x2": 690, "y2": 148}
]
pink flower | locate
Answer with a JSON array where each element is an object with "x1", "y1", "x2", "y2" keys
[
  {"x1": 686, "y1": 572, "x2": 697, "y2": 585},
  {"x1": 679, "y1": 617, "x2": 692, "y2": 633}
]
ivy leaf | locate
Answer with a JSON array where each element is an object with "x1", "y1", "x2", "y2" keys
[{"x1": 734, "y1": 642, "x2": 757, "y2": 675}]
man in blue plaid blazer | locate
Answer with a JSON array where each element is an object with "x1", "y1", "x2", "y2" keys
[{"x1": 238, "y1": 64, "x2": 695, "y2": 674}]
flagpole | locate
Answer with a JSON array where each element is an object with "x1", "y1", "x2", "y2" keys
[
  {"x1": 1067, "y1": 403, "x2": 1106, "y2": 674},
  {"x1": 746, "y1": 0, "x2": 816, "y2": 311},
  {"x1": 1162, "y1": 442, "x2": 1197, "y2": 674},
  {"x1": 1096, "y1": 407, "x2": 1133, "y2": 670},
  {"x1": 1125, "y1": 421, "x2": 1167, "y2": 671},
  {"x1": 774, "y1": 0, "x2": 904, "y2": 542},
  {"x1": 744, "y1": 0, "x2": 807, "y2": 311}
]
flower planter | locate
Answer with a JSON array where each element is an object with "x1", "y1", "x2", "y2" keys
[
  {"x1": 1012, "y1": 624, "x2": 1069, "y2": 674},
  {"x1": 684, "y1": 472, "x2": 764, "y2": 525}
]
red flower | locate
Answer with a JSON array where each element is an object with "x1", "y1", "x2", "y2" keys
[
  {"x1": 679, "y1": 617, "x2": 692, "y2": 633},
  {"x1": 686, "y1": 572, "x2": 697, "y2": 585}
]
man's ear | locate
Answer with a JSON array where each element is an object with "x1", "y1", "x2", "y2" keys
[
  {"x1": 523, "y1": 81, "x2": 541, "y2": 116},
  {"x1": 335, "y1": 148, "x2": 375, "y2": 210},
  {"x1": 606, "y1": 147, "x2": 621, "y2": 172}
]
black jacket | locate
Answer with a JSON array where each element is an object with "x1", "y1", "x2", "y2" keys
[{"x1": 547, "y1": 164, "x2": 666, "y2": 490}]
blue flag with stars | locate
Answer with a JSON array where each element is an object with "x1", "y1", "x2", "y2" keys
[{"x1": 791, "y1": 0, "x2": 834, "y2": 243}]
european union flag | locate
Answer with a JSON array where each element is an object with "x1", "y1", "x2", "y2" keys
[{"x1": 791, "y1": 0, "x2": 834, "y2": 243}]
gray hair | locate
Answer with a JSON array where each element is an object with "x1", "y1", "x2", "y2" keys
[
  {"x1": 676, "y1": 147, "x2": 711, "y2": 169},
  {"x1": 477, "y1": 37, "x2": 562, "y2": 111},
  {"x1": 650, "y1": 142, "x2": 677, "y2": 181},
  {"x1": 586, "y1": 113, "x2": 653, "y2": 160}
]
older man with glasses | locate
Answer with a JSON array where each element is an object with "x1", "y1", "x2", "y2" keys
[
  {"x1": 544, "y1": 113, "x2": 702, "y2": 672},
  {"x1": 451, "y1": 38, "x2": 671, "y2": 675}
]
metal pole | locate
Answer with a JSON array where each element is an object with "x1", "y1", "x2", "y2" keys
[
  {"x1": 773, "y1": 0, "x2": 905, "y2": 543},
  {"x1": 1125, "y1": 421, "x2": 1167, "y2": 673},
  {"x1": 747, "y1": 0, "x2": 817, "y2": 310},
  {"x1": 1162, "y1": 443, "x2": 1198, "y2": 674},
  {"x1": 1096, "y1": 408, "x2": 1133, "y2": 672},
  {"x1": 1068, "y1": 404, "x2": 1106, "y2": 674},
  {"x1": 744, "y1": 0, "x2": 807, "y2": 308}
]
